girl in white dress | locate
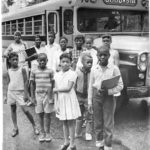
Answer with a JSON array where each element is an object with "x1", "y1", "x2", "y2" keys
[{"x1": 54, "y1": 53, "x2": 81, "y2": 150}]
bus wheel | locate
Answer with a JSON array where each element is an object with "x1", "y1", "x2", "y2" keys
[{"x1": 140, "y1": 100, "x2": 149, "y2": 115}]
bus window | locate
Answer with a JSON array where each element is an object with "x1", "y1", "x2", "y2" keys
[
  {"x1": 2, "y1": 22, "x2": 6, "y2": 35},
  {"x1": 34, "y1": 15, "x2": 42, "y2": 35},
  {"x1": 12, "y1": 20, "x2": 17, "y2": 35},
  {"x1": 77, "y1": 8, "x2": 121, "y2": 32},
  {"x1": 121, "y1": 12, "x2": 142, "y2": 32},
  {"x1": 18, "y1": 19, "x2": 24, "y2": 34},
  {"x1": 25, "y1": 17, "x2": 32, "y2": 35},
  {"x1": 142, "y1": 13, "x2": 149, "y2": 32},
  {"x1": 48, "y1": 13, "x2": 57, "y2": 33},
  {"x1": 6, "y1": 21, "x2": 10, "y2": 35},
  {"x1": 64, "y1": 9, "x2": 73, "y2": 34}
]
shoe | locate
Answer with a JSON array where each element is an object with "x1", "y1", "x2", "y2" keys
[
  {"x1": 99, "y1": 146, "x2": 104, "y2": 150},
  {"x1": 85, "y1": 133, "x2": 92, "y2": 141},
  {"x1": 11, "y1": 128, "x2": 19, "y2": 137},
  {"x1": 33, "y1": 126, "x2": 39, "y2": 135},
  {"x1": 96, "y1": 140, "x2": 104, "y2": 147},
  {"x1": 60, "y1": 143, "x2": 70, "y2": 150},
  {"x1": 82, "y1": 121, "x2": 86, "y2": 128},
  {"x1": 39, "y1": 133, "x2": 45, "y2": 142},
  {"x1": 67, "y1": 145, "x2": 76, "y2": 150},
  {"x1": 45, "y1": 133, "x2": 52, "y2": 142},
  {"x1": 104, "y1": 146, "x2": 112, "y2": 150}
]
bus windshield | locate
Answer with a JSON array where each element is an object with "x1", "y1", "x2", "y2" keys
[{"x1": 77, "y1": 8, "x2": 149, "y2": 33}]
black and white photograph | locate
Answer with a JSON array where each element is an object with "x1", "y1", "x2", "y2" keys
[{"x1": 1, "y1": 0, "x2": 150, "y2": 150}]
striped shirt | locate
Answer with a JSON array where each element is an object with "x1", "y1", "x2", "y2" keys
[{"x1": 30, "y1": 67, "x2": 53, "y2": 92}]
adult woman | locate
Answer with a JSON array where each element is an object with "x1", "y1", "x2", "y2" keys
[{"x1": 4, "y1": 31, "x2": 28, "y2": 69}]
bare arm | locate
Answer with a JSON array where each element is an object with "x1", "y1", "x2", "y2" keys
[
  {"x1": 4, "y1": 72, "x2": 10, "y2": 103},
  {"x1": 48, "y1": 71, "x2": 54, "y2": 103},
  {"x1": 54, "y1": 81, "x2": 74, "y2": 93},
  {"x1": 88, "y1": 70, "x2": 94, "y2": 105},
  {"x1": 30, "y1": 81, "x2": 36, "y2": 102},
  {"x1": 3, "y1": 45, "x2": 13, "y2": 58},
  {"x1": 22, "y1": 68, "x2": 29, "y2": 101},
  {"x1": 30, "y1": 70, "x2": 36, "y2": 104}
]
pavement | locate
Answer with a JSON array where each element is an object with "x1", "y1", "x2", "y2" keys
[
  {"x1": 3, "y1": 98, "x2": 150, "y2": 150},
  {"x1": 3, "y1": 104, "x2": 130, "y2": 150}
]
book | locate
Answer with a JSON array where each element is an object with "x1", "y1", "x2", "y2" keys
[
  {"x1": 101, "y1": 75, "x2": 120, "y2": 89},
  {"x1": 25, "y1": 47, "x2": 37, "y2": 57}
]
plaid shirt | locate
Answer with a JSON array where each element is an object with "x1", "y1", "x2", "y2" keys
[
  {"x1": 71, "y1": 47, "x2": 85, "y2": 70},
  {"x1": 71, "y1": 47, "x2": 85, "y2": 61}
]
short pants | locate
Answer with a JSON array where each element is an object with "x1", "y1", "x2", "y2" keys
[
  {"x1": 7, "y1": 90, "x2": 26, "y2": 106},
  {"x1": 35, "y1": 91, "x2": 54, "y2": 114}
]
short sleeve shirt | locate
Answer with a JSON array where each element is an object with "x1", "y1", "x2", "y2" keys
[{"x1": 30, "y1": 67, "x2": 53, "y2": 92}]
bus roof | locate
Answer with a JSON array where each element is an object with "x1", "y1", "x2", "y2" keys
[
  {"x1": 75, "y1": 0, "x2": 148, "y2": 11},
  {"x1": 2, "y1": 0, "x2": 76, "y2": 22},
  {"x1": 2, "y1": 0, "x2": 148, "y2": 22}
]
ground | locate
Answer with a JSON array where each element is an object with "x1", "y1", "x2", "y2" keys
[{"x1": 2, "y1": 62, "x2": 150, "y2": 150}]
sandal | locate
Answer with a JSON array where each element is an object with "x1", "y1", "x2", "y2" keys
[
  {"x1": 11, "y1": 128, "x2": 19, "y2": 137},
  {"x1": 60, "y1": 143, "x2": 70, "y2": 150}
]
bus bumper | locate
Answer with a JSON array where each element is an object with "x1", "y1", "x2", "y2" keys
[{"x1": 127, "y1": 86, "x2": 150, "y2": 99}]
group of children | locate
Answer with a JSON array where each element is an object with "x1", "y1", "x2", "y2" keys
[{"x1": 4, "y1": 31, "x2": 123, "y2": 150}]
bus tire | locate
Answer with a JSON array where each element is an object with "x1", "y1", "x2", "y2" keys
[{"x1": 140, "y1": 100, "x2": 149, "y2": 115}]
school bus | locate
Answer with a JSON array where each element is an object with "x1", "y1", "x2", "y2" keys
[{"x1": 2, "y1": 0, "x2": 149, "y2": 105}]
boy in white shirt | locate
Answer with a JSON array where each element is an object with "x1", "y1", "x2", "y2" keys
[{"x1": 45, "y1": 31, "x2": 60, "y2": 72}]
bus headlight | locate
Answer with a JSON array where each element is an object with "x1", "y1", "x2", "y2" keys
[
  {"x1": 139, "y1": 63, "x2": 147, "y2": 72},
  {"x1": 140, "y1": 53, "x2": 147, "y2": 62},
  {"x1": 139, "y1": 73, "x2": 145, "y2": 79}
]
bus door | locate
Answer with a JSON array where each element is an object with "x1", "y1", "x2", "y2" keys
[
  {"x1": 46, "y1": 11, "x2": 59, "y2": 44},
  {"x1": 62, "y1": 8, "x2": 74, "y2": 47}
]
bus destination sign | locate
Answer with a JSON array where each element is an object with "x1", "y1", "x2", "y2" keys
[{"x1": 103, "y1": 0, "x2": 137, "y2": 6}]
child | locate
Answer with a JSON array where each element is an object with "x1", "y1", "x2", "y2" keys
[
  {"x1": 76, "y1": 37, "x2": 98, "y2": 70},
  {"x1": 59, "y1": 36, "x2": 72, "y2": 55},
  {"x1": 45, "y1": 31, "x2": 60, "y2": 72},
  {"x1": 26, "y1": 35, "x2": 46, "y2": 71},
  {"x1": 5, "y1": 52, "x2": 38, "y2": 137},
  {"x1": 101, "y1": 34, "x2": 119, "y2": 67},
  {"x1": 75, "y1": 52, "x2": 93, "y2": 141},
  {"x1": 88, "y1": 46, "x2": 123, "y2": 150},
  {"x1": 30, "y1": 53, "x2": 54, "y2": 142},
  {"x1": 53, "y1": 53, "x2": 81, "y2": 150},
  {"x1": 71, "y1": 35, "x2": 85, "y2": 70},
  {"x1": 57, "y1": 36, "x2": 72, "y2": 71}
]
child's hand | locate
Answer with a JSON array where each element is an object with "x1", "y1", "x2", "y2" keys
[
  {"x1": 88, "y1": 104, "x2": 93, "y2": 114},
  {"x1": 49, "y1": 98, "x2": 54, "y2": 104},
  {"x1": 53, "y1": 88, "x2": 58, "y2": 93},
  {"x1": 31, "y1": 97, "x2": 37, "y2": 106},
  {"x1": 98, "y1": 88, "x2": 108, "y2": 96},
  {"x1": 4, "y1": 97, "x2": 7, "y2": 104},
  {"x1": 24, "y1": 95, "x2": 28, "y2": 102}
]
